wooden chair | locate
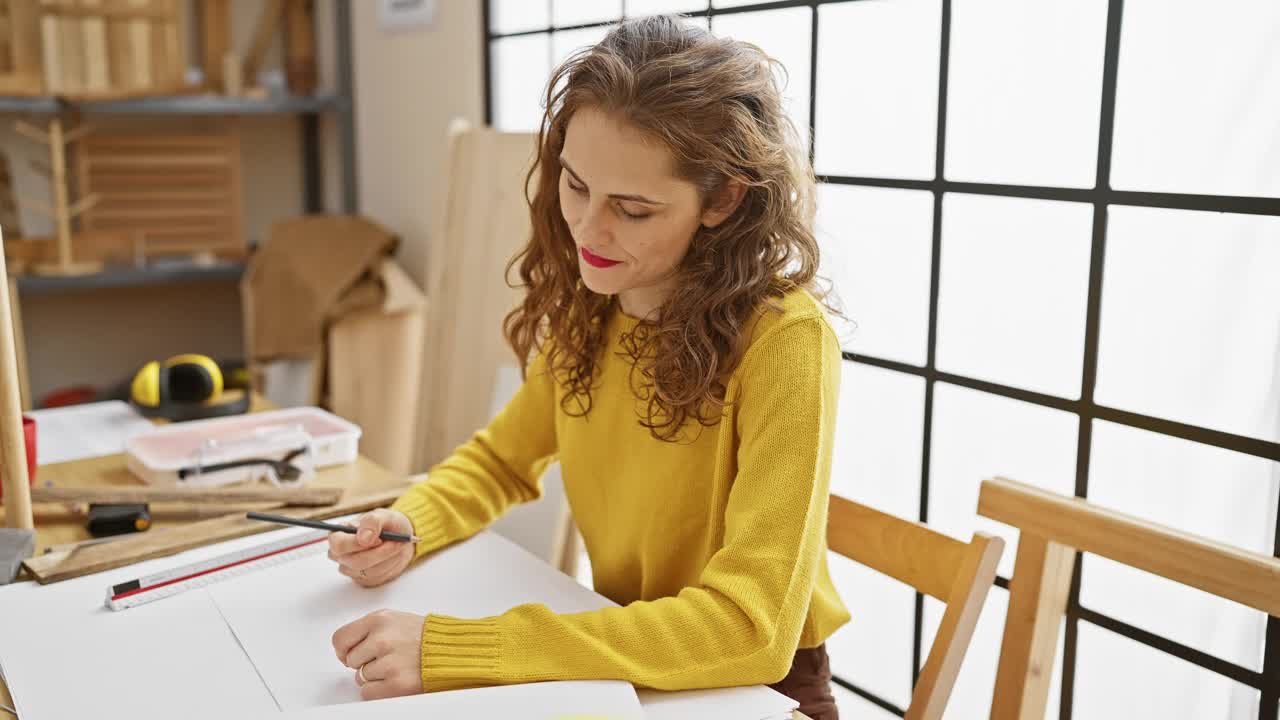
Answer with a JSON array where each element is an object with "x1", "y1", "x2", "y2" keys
[
  {"x1": 828, "y1": 494, "x2": 1006, "y2": 720},
  {"x1": 979, "y1": 476, "x2": 1280, "y2": 720}
]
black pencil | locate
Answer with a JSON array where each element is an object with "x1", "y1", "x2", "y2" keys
[{"x1": 245, "y1": 512, "x2": 421, "y2": 543}]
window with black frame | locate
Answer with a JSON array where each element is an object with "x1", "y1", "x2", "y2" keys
[{"x1": 483, "y1": 1, "x2": 1280, "y2": 717}]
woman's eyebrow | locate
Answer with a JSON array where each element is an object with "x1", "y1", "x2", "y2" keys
[{"x1": 559, "y1": 156, "x2": 668, "y2": 206}]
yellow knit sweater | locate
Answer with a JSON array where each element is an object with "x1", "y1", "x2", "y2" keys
[{"x1": 390, "y1": 288, "x2": 851, "y2": 692}]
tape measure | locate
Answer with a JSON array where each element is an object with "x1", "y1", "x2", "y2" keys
[{"x1": 105, "y1": 530, "x2": 329, "y2": 611}]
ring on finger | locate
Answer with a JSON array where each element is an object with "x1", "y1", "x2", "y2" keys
[{"x1": 358, "y1": 663, "x2": 369, "y2": 685}]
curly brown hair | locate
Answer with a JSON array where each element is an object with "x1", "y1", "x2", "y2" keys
[{"x1": 503, "y1": 14, "x2": 833, "y2": 441}]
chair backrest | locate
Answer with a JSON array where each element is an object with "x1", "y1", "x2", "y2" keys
[
  {"x1": 978, "y1": 476, "x2": 1280, "y2": 720},
  {"x1": 828, "y1": 494, "x2": 1005, "y2": 720}
]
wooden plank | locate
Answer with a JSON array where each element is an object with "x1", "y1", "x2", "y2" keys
[
  {"x1": 990, "y1": 533, "x2": 1075, "y2": 720},
  {"x1": 126, "y1": 0, "x2": 150, "y2": 88},
  {"x1": 30, "y1": 485, "x2": 344, "y2": 506},
  {"x1": 200, "y1": 0, "x2": 228, "y2": 91},
  {"x1": 243, "y1": 0, "x2": 286, "y2": 86},
  {"x1": 9, "y1": 0, "x2": 43, "y2": 88},
  {"x1": 909, "y1": 533, "x2": 1004, "y2": 720},
  {"x1": 979, "y1": 476, "x2": 1280, "y2": 617},
  {"x1": 80, "y1": 0, "x2": 110, "y2": 92},
  {"x1": 39, "y1": 9, "x2": 62, "y2": 93},
  {"x1": 161, "y1": 0, "x2": 182, "y2": 87},
  {"x1": 283, "y1": 0, "x2": 315, "y2": 95},
  {"x1": 104, "y1": 0, "x2": 134, "y2": 90},
  {"x1": 22, "y1": 456, "x2": 410, "y2": 583},
  {"x1": 56, "y1": 2, "x2": 85, "y2": 94},
  {"x1": 828, "y1": 493, "x2": 968, "y2": 602}
]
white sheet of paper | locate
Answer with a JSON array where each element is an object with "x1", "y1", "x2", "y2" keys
[
  {"x1": 26, "y1": 400, "x2": 154, "y2": 465},
  {"x1": 248, "y1": 680, "x2": 643, "y2": 720},
  {"x1": 0, "y1": 553, "x2": 279, "y2": 719},
  {"x1": 207, "y1": 531, "x2": 615, "y2": 710},
  {"x1": 638, "y1": 685, "x2": 799, "y2": 720}
]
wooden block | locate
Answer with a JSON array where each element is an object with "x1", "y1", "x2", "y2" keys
[{"x1": 57, "y1": 4, "x2": 86, "y2": 94}]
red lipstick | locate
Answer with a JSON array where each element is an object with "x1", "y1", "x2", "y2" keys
[{"x1": 581, "y1": 247, "x2": 621, "y2": 268}]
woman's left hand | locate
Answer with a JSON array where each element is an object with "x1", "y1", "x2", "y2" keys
[{"x1": 332, "y1": 609, "x2": 426, "y2": 700}]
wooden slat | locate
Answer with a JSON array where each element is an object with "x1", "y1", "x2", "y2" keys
[
  {"x1": 39, "y1": 10, "x2": 62, "y2": 93},
  {"x1": 283, "y1": 0, "x2": 315, "y2": 95},
  {"x1": 9, "y1": 0, "x2": 42, "y2": 84},
  {"x1": 126, "y1": 0, "x2": 151, "y2": 88},
  {"x1": 909, "y1": 533, "x2": 1004, "y2": 720},
  {"x1": 104, "y1": 0, "x2": 134, "y2": 90},
  {"x1": 243, "y1": 0, "x2": 287, "y2": 85},
  {"x1": 990, "y1": 533, "x2": 1075, "y2": 720},
  {"x1": 828, "y1": 493, "x2": 968, "y2": 602},
  {"x1": 200, "y1": 0, "x2": 228, "y2": 91},
  {"x1": 56, "y1": 3, "x2": 85, "y2": 94},
  {"x1": 979, "y1": 476, "x2": 1280, "y2": 616},
  {"x1": 30, "y1": 485, "x2": 344, "y2": 506},
  {"x1": 79, "y1": 0, "x2": 110, "y2": 92}
]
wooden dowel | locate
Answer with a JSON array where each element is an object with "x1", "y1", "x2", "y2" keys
[
  {"x1": 29, "y1": 485, "x2": 343, "y2": 506},
  {"x1": 0, "y1": 227, "x2": 34, "y2": 529}
]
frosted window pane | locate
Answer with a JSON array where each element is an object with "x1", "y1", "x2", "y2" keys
[
  {"x1": 1082, "y1": 420, "x2": 1277, "y2": 671},
  {"x1": 1095, "y1": 206, "x2": 1280, "y2": 443},
  {"x1": 551, "y1": 26, "x2": 611, "y2": 70},
  {"x1": 816, "y1": 184, "x2": 933, "y2": 364},
  {"x1": 1074, "y1": 623, "x2": 1260, "y2": 719},
  {"x1": 815, "y1": 0, "x2": 941, "y2": 179},
  {"x1": 490, "y1": 0, "x2": 550, "y2": 34},
  {"x1": 929, "y1": 382, "x2": 1078, "y2": 579},
  {"x1": 945, "y1": 0, "x2": 1107, "y2": 188},
  {"x1": 831, "y1": 362, "x2": 925, "y2": 521},
  {"x1": 626, "y1": 0, "x2": 706, "y2": 16},
  {"x1": 553, "y1": 0, "x2": 621, "y2": 27},
  {"x1": 827, "y1": 554, "x2": 915, "y2": 709},
  {"x1": 832, "y1": 684, "x2": 901, "y2": 719},
  {"x1": 1111, "y1": 0, "x2": 1280, "y2": 197},
  {"x1": 922, "y1": 590, "x2": 1063, "y2": 720},
  {"x1": 712, "y1": 7, "x2": 812, "y2": 150},
  {"x1": 493, "y1": 34, "x2": 551, "y2": 132},
  {"x1": 936, "y1": 193, "x2": 1093, "y2": 399}
]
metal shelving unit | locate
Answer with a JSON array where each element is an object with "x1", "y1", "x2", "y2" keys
[{"x1": 0, "y1": 0, "x2": 358, "y2": 293}]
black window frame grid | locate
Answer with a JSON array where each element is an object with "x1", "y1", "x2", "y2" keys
[{"x1": 481, "y1": 1, "x2": 1280, "y2": 716}]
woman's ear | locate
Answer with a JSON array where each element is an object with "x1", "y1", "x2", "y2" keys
[{"x1": 700, "y1": 179, "x2": 747, "y2": 229}]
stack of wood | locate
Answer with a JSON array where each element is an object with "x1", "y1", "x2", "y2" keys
[{"x1": 38, "y1": 0, "x2": 187, "y2": 98}]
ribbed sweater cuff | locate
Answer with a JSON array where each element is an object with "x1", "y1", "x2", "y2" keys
[
  {"x1": 420, "y1": 615, "x2": 503, "y2": 692},
  {"x1": 389, "y1": 494, "x2": 452, "y2": 559}
]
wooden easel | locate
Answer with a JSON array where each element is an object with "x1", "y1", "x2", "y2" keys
[
  {"x1": 14, "y1": 116, "x2": 102, "y2": 276},
  {"x1": 0, "y1": 226, "x2": 34, "y2": 530}
]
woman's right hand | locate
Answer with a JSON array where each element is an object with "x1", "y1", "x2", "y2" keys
[{"x1": 327, "y1": 509, "x2": 416, "y2": 587}]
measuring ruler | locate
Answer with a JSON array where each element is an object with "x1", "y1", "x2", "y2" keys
[{"x1": 105, "y1": 530, "x2": 330, "y2": 611}]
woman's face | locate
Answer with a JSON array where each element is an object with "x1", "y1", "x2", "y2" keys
[{"x1": 559, "y1": 106, "x2": 737, "y2": 316}]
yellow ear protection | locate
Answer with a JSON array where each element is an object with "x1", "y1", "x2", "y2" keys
[{"x1": 130, "y1": 354, "x2": 251, "y2": 421}]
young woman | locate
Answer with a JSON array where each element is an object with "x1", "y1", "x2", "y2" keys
[{"x1": 326, "y1": 14, "x2": 849, "y2": 719}]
